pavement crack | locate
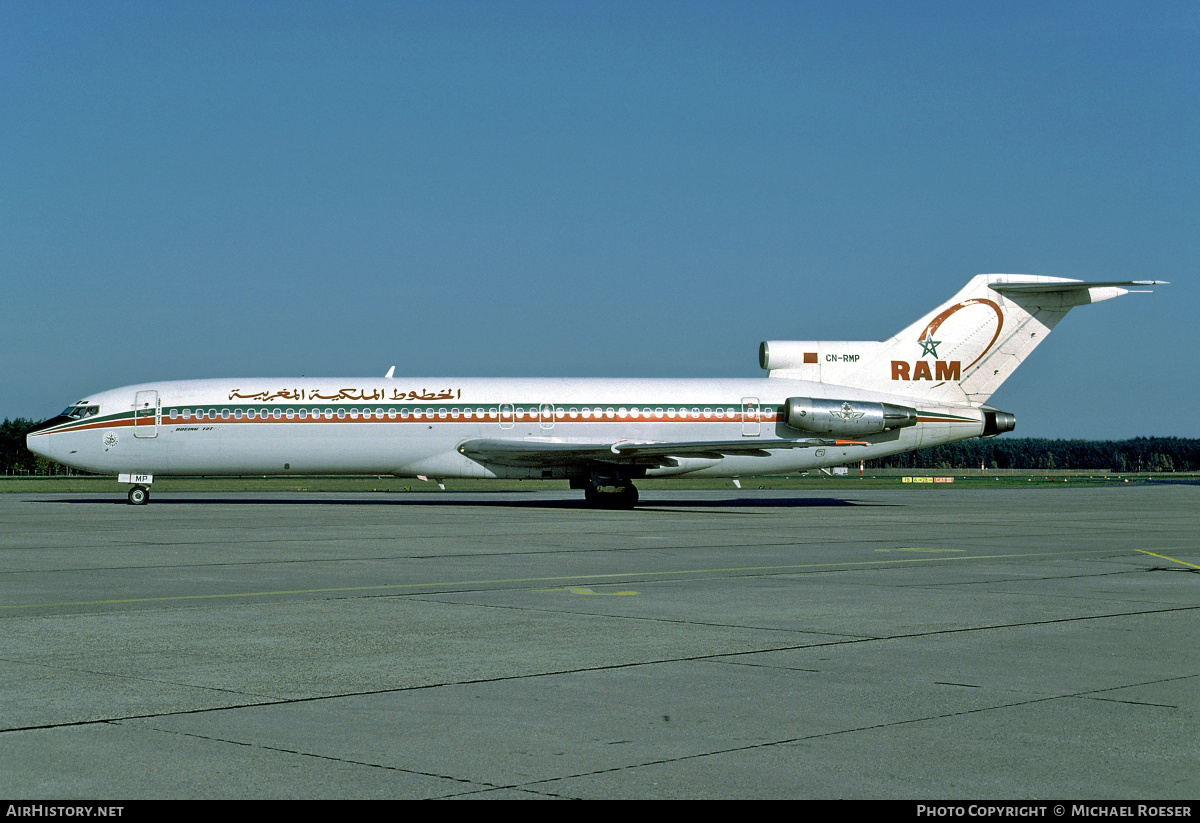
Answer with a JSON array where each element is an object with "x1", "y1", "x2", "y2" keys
[
  {"x1": 6, "y1": 608, "x2": 1194, "y2": 737},
  {"x1": 481, "y1": 674, "x2": 1199, "y2": 794},
  {"x1": 0, "y1": 655, "x2": 278, "y2": 700},
  {"x1": 405, "y1": 595, "x2": 872, "y2": 640},
  {"x1": 131, "y1": 723, "x2": 508, "y2": 792}
]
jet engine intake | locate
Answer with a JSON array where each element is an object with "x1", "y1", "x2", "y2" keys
[
  {"x1": 760, "y1": 341, "x2": 820, "y2": 371},
  {"x1": 783, "y1": 397, "x2": 918, "y2": 437}
]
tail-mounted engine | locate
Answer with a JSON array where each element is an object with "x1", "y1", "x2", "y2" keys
[
  {"x1": 782, "y1": 397, "x2": 918, "y2": 437},
  {"x1": 981, "y1": 408, "x2": 1016, "y2": 437}
]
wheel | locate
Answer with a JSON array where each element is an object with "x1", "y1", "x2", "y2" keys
[
  {"x1": 583, "y1": 482, "x2": 639, "y2": 509},
  {"x1": 127, "y1": 485, "x2": 150, "y2": 505}
]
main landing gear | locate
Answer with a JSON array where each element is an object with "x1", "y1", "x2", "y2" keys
[
  {"x1": 580, "y1": 479, "x2": 639, "y2": 509},
  {"x1": 127, "y1": 485, "x2": 150, "y2": 505}
]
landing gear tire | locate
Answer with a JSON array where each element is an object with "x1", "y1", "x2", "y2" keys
[
  {"x1": 583, "y1": 482, "x2": 639, "y2": 509},
  {"x1": 128, "y1": 485, "x2": 150, "y2": 506}
]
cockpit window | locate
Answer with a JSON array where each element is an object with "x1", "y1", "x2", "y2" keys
[{"x1": 60, "y1": 405, "x2": 99, "y2": 420}]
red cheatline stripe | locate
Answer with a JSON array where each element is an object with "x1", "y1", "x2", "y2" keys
[
  {"x1": 39, "y1": 407, "x2": 982, "y2": 431},
  {"x1": 155, "y1": 413, "x2": 771, "y2": 424}
]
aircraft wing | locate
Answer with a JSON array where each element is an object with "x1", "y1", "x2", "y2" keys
[{"x1": 457, "y1": 437, "x2": 868, "y2": 469}]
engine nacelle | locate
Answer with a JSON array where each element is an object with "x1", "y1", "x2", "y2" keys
[
  {"x1": 760, "y1": 341, "x2": 821, "y2": 371},
  {"x1": 782, "y1": 397, "x2": 918, "y2": 437},
  {"x1": 982, "y1": 408, "x2": 1016, "y2": 437}
]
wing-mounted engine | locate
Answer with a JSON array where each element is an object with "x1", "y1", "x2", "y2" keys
[{"x1": 782, "y1": 397, "x2": 917, "y2": 437}]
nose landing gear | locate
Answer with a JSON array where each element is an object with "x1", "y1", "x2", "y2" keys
[{"x1": 127, "y1": 485, "x2": 150, "y2": 505}]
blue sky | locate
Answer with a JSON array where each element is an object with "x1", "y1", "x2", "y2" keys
[{"x1": 2, "y1": 1, "x2": 1196, "y2": 438}]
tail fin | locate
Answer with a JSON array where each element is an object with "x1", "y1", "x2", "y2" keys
[{"x1": 760, "y1": 274, "x2": 1165, "y2": 406}]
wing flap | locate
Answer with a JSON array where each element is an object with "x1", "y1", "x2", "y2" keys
[
  {"x1": 456, "y1": 440, "x2": 618, "y2": 468},
  {"x1": 457, "y1": 437, "x2": 867, "y2": 469}
]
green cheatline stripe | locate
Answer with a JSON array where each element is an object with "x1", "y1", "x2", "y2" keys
[
  {"x1": 42, "y1": 401, "x2": 977, "y2": 434},
  {"x1": 42, "y1": 401, "x2": 789, "y2": 433},
  {"x1": 915, "y1": 411, "x2": 975, "y2": 421}
]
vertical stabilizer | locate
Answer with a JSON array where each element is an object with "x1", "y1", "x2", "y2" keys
[{"x1": 761, "y1": 274, "x2": 1164, "y2": 406}]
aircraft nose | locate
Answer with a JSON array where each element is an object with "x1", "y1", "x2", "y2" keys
[
  {"x1": 26, "y1": 415, "x2": 73, "y2": 436},
  {"x1": 25, "y1": 416, "x2": 71, "y2": 460}
]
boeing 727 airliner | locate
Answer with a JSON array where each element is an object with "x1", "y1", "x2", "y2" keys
[{"x1": 27, "y1": 274, "x2": 1163, "y2": 506}]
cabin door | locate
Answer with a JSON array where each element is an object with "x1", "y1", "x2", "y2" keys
[
  {"x1": 133, "y1": 390, "x2": 159, "y2": 438},
  {"x1": 741, "y1": 397, "x2": 760, "y2": 436}
]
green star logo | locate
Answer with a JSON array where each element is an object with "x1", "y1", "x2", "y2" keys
[{"x1": 919, "y1": 337, "x2": 941, "y2": 358}]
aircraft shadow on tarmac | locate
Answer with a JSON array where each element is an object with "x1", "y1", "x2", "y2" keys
[{"x1": 39, "y1": 494, "x2": 896, "y2": 510}]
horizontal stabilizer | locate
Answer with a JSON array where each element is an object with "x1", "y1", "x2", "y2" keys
[{"x1": 989, "y1": 280, "x2": 1167, "y2": 294}]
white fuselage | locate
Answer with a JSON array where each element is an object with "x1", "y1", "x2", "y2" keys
[
  {"x1": 29, "y1": 274, "x2": 1163, "y2": 499},
  {"x1": 27, "y1": 375, "x2": 983, "y2": 480}
]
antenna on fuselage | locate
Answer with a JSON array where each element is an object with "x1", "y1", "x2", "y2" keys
[{"x1": 385, "y1": 366, "x2": 395, "y2": 379}]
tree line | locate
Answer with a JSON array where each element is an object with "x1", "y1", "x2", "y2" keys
[
  {"x1": 2, "y1": 416, "x2": 1197, "y2": 474},
  {"x1": 1, "y1": 418, "x2": 74, "y2": 474},
  {"x1": 863, "y1": 436, "x2": 1199, "y2": 472}
]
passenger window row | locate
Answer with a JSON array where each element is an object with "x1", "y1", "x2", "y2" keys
[{"x1": 161, "y1": 406, "x2": 770, "y2": 420}]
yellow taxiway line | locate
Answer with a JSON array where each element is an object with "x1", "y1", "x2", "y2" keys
[
  {"x1": 1135, "y1": 549, "x2": 1200, "y2": 570},
  {"x1": 3, "y1": 547, "x2": 1180, "y2": 612}
]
